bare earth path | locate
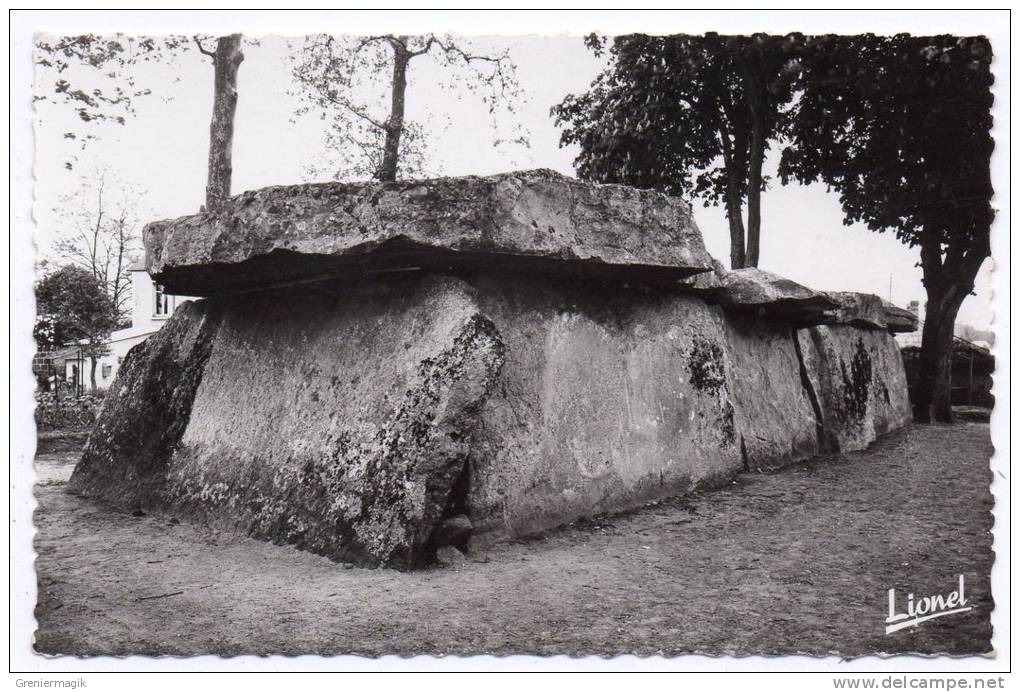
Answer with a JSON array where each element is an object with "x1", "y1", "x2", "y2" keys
[{"x1": 33, "y1": 423, "x2": 994, "y2": 657}]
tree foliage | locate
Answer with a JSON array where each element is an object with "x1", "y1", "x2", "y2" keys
[
  {"x1": 552, "y1": 33, "x2": 803, "y2": 268},
  {"x1": 34, "y1": 265, "x2": 119, "y2": 354},
  {"x1": 555, "y1": 32, "x2": 994, "y2": 421},
  {"x1": 35, "y1": 32, "x2": 248, "y2": 210},
  {"x1": 780, "y1": 34, "x2": 993, "y2": 253},
  {"x1": 780, "y1": 34, "x2": 994, "y2": 422},
  {"x1": 291, "y1": 34, "x2": 529, "y2": 182},
  {"x1": 35, "y1": 265, "x2": 121, "y2": 392},
  {"x1": 33, "y1": 33, "x2": 189, "y2": 167}
]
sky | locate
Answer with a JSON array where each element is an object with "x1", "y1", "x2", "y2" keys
[{"x1": 32, "y1": 33, "x2": 995, "y2": 331}]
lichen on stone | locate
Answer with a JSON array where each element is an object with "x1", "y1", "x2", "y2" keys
[{"x1": 837, "y1": 337, "x2": 873, "y2": 427}]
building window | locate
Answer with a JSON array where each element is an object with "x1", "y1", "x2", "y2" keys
[
  {"x1": 102, "y1": 364, "x2": 112, "y2": 378},
  {"x1": 154, "y1": 282, "x2": 170, "y2": 316}
]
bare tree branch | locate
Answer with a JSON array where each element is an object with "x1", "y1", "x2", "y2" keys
[
  {"x1": 290, "y1": 33, "x2": 529, "y2": 182},
  {"x1": 193, "y1": 35, "x2": 216, "y2": 58},
  {"x1": 49, "y1": 168, "x2": 144, "y2": 324},
  {"x1": 426, "y1": 37, "x2": 504, "y2": 64}
]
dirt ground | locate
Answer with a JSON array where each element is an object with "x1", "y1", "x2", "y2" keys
[{"x1": 33, "y1": 423, "x2": 994, "y2": 658}]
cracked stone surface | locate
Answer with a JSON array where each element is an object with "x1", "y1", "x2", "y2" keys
[
  {"x1": 71, "y1": 276, "x2": 506, "y2": 569},
  {"x1": 821, "y1": 291, "x2": 890, "y2": 330},
  {"x1": 715, "y1": 268, "x2": 838, "y2": 321},
  {"x1": 144, "y1": 169, "x2": 714, "y2": 296},
  {"x1": 795, "y1": 325, "x2": 913, "y2": 452}
]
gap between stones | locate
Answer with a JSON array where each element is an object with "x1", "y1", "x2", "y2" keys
[{"x1": 791, "y1": 326, "x2": 828, "y2": 453}]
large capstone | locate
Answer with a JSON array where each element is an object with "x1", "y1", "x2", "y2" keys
[
  {"x1": 72, "y1": 171, "x2": 916, "y2": 568},
  {"x1": 821, "y1": 291, "x2": 889, "y2": 330},
  {"x1": 881, "y1": 300, "x2": 920, "y2": 333},
  {"x1": 716, "y1": 268, "x2": 838, "y2": 321},
  {"x1": 144, "y1": 169, "x2": 715, "y2": 296}
]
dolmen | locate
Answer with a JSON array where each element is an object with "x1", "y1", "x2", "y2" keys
[{"x1": 69, "y1": 169, "x2": 914, "y2": 569}]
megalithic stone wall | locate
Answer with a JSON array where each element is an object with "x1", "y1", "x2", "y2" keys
[
  {"x1": 68, "y1": 170, "x2": 915, "y2": 568},
  {"x1": 795, "y1": 325, "x2": 913, "y2": 453}
]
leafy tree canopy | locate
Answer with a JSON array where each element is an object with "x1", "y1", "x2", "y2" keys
[
  {"x1": 780, "y1": 34, "x2": 993, "y2": 267},
  {"x1": 34, "y1": 265, "x2": 119, "y2": 352},
  {"x1": 34, "y1": 33, "x2": 190, "y2": 166},
  {"x1": 552, "y1": 33, "x2": 803, "y2": 267}
]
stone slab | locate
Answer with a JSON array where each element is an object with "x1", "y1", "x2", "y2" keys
[
  {"x1": 821, "y1": 291, "x2": 888, "y2": 330},
  {"x1": 72, "y1": 276, "x2": 506, "y2": 568},
  {"x1": 463, "y1": 277, "x2": 841, "y2": 544},
  {"x1": 69, "y1": 300, "x2": 222, "y2": 506},
  {"x1": 882, "y1": 300, "x2": 919, "y2": 333},
  {"x1": 723, "y1": 316, "x2": 822, "y2": 470},
  {"x1": 74, "y1": 160, "x2": 922, "y2": 568},
  {"x1": 144, "y1": 169, "x2": 714, "y2": 296},
  {"x1": 795, "y1": 325, "x2": 913, "y2": 453},
  {"x1": 71, "y1": 273, "x2": 915, "y2": 565},
  {"x1": 716, "y1": 268, "x2": 837, "y2": 321},
  {"x1": 464, "y1": 277, "x2": 746, "y2": 543}
]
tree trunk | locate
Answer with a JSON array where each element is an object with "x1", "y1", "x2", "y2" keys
[
  {"x1": 718, "y1": 109, "x2": 750, "y2": 269},
  {"x1": 378, "y1": 41, "x2": 411, "y2": 182},
  {"x1": 88, "y1": 355, "x2": 98, "y2": 393},
  {"x1": 913, "y1": 283, "x2": 968, "y2": 423},
  {"x1": 723, "y1": 178, "x2": 747, "y2": 269},
  {"x1": 717, "y1": 123, "x2": 747, "y2": 269},
  {"x1": 744, "y1": 95, "x2": 766, "y2": 268},
  {"x1": 205, "y1": 34, "x2": 244, "y2": 213}
]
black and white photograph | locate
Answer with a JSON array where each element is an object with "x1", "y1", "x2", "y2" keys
[{"x1": 9, "y1": 8, "x2": 1010, "y2": 680}]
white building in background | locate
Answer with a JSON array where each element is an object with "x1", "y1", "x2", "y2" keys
[
  {"x1": 894, "y1": 300, "x2": 924, "y2": 349},
  {"x1": 65, "y1": 263, "x2": 197, "y2": 390}
]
